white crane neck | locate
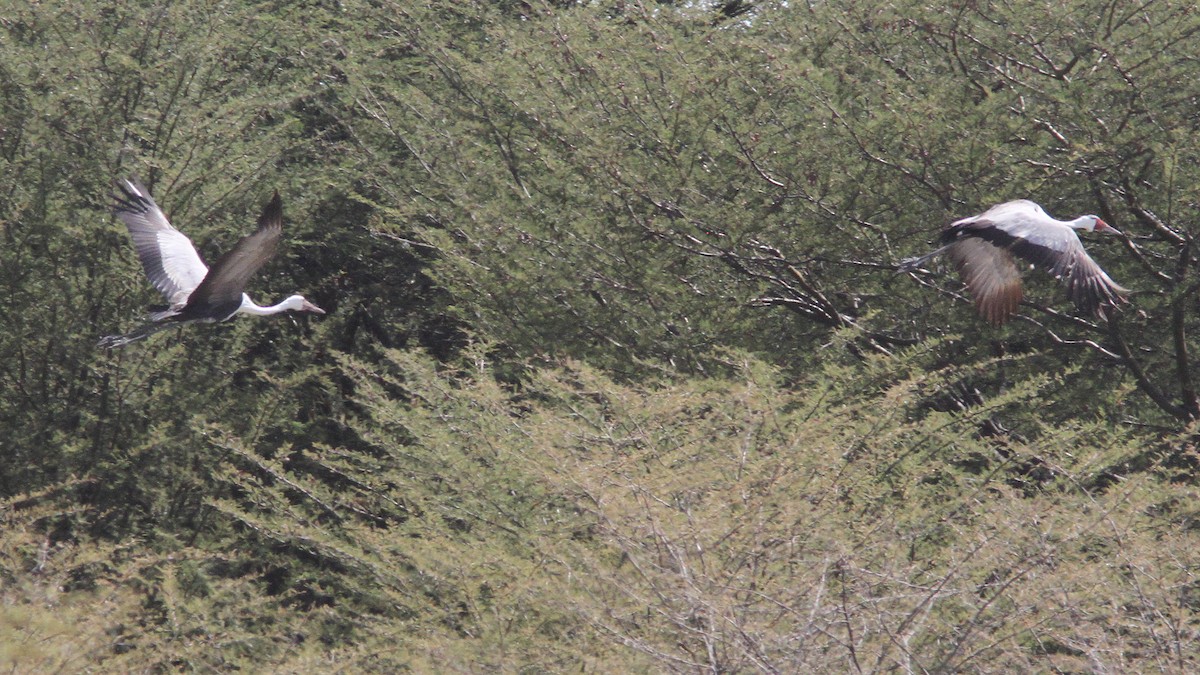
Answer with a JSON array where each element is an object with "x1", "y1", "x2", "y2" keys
[{"x1": 238, "y1": 293, "x2": 295, "y2": 316}]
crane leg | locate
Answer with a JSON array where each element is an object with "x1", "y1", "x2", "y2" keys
[{"x1": 97, "y1": 321, "x2": 181, "y2": 348}]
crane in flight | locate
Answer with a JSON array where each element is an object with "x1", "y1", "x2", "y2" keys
[
  {"x1": 899, "y1": 200, "x2": 1127, "y2": 325},
  {"x1": 99, "y1": 178, "x2": 325, "y2": 348}
]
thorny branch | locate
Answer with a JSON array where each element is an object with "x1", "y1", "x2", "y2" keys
[{"x1": 1107, "y1": 315, "x2": 1191, "y2": 420}]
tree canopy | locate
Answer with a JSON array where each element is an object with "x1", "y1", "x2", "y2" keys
[{"x1": 3, "y1": 0, "x2": 1200, "y2": 670}]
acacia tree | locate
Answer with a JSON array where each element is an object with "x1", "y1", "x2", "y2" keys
[
  {"x1": 349, "y1": 0, "x2": 1200, "y2": 425},
  {"x1": 5, "y1": 0, "x2": 1200, "y2": 670},
  {"x1": 790, "y1": 0, "x2": 1200, "y2": 422}
]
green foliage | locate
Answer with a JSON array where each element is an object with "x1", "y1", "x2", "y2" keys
[
  {"x1": 9, "y1": 345, "x2": 1200, "y2": 670},
  {"x1": 351, "y1": 0, "x2": 1200, "y2": 418},
  {"x1": 3, "y1": 0, "x2": 1200, "y2": 670},
  {"x1": 0, "y1": 0, "x2": 445, "y2": 525}
]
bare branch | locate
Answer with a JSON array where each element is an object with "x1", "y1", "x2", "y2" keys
[{"x1": 1107, "y1": 315, "x2": 1190, "y2": 420}]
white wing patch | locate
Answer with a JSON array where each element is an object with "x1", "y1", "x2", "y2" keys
[
  {"x1": 156, "y1": 229, "x2": 208, "y2": 304},
  {"x1": 115, "y1": 178, "x2": 210, "y2": 306}
]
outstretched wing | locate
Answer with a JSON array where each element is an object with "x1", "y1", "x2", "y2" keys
[
  {"x1": 184, "y1": 192, "x2": 284, "y2": 312},
  {"x1": 113, "y1": 177, "x2": 209, "y2": 305},
  {"x1": 947, "y1": 238, "x2": 1024, "y2": 326},
  {"x1": 1019, "y1": 236, "x2": 1128, "y2": 317}
]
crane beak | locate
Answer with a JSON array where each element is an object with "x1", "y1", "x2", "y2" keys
[
  {"x1": 301, "y1": 300, "x2": 326, "y2": 315},
  {"x1": 1096, "y1": 219, "x2": 1122, "y2": 235}
]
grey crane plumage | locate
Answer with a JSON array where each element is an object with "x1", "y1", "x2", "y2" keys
[
  {"x1": 899, "y1": 200, "x2": 1127, "y2": 325},
  {"x1": 99, "y1": 178, "x2": 324, "y2": 348}
]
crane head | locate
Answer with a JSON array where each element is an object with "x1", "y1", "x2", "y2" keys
[
  {"x1": 298, "y1": 297, "x2": 326, "y2": 315},
  {"x1": 282, "y1": 294, "x2": 326, "y2": 315},
  {"x1": 1083, "y1": 215, "x2": 1121, "y2": 235}
]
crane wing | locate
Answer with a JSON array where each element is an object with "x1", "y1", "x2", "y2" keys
[
  {"x1": 947, "y1": 238, "x2": 1023, "y2": 325},
  {"x1": 114, "y1": 178, "x2": 209, "y2": 305},
  {"x1": 1014, "y1": 233, "x2": 1128, "y2": 317},
  {"x1": 184, "y1": 192, "x2": 284, "y2": 310}
]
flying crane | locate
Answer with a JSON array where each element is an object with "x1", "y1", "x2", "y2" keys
[
  {"x1": 99, "y1": 178, "x2": 325, "y2": 348},
  {"x1": 899, "y1": 200, "x2": 1127, "y2": 325}
]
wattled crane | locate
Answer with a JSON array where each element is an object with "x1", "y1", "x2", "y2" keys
[
  {"x1": 899, "y1": 199, "x2": 1127, "y2": 325},
  {"x1": 99, "y1": 178, "x2": 324, "y2": 348}
]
